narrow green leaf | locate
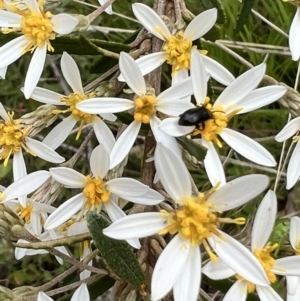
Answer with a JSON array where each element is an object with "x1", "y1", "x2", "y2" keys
[
  {"x1": 234, "y1": 0, "x2": 256, "y2": 34},
  {"x1": 176, "y1": 137, "x2": 207, "y2": 161},
  {"x1": 87, "y1": 212, "x2": 146, "y2": 290}
]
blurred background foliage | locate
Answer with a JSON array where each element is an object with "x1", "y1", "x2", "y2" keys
[{"x1": 0, "y1": 0, "x2": 297, "y2": 299}]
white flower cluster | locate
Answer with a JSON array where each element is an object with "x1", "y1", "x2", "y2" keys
[{"x1": 0, "y1": 0, "x2": 300, "y2": 300}]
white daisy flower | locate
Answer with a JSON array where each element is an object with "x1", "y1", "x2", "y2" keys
[
  {"x1": 160, "y1": 49, "x2": 287, "y2": 173},
  {"x1": 44, "y1": 144, "x2": 164, "y2": 248},
  {"x1": 38, "y1": 283, "x2": 90, "y2": 301},
  {"x1": 287, "y1": 216, "x2": 300, "y2": 301},
  {"x1": 203, "y1": 190, "x2": 300, "y2": 301},
  {"x1": 26, "y1": 52, "x2": 116, "y2": 153},
  {"x1": 0, "y1": 103, "x2": 64, "y2": 181},
  {"x1": 118, "y1": 3, "x2": 235, "y2": 86},
  {"x1": 275, "y1": 116, "x2": 300, "y2": 189},
  {"x1": 0, "y1": 0, "x2": 79, "y2": 98},
  {"x1": 77, "y1": 51, "x2": 193, "y2": 168},
  {"x1": 103, "y1": 144, "x2": 271, "y2": 301},
  {"x1": 284, "y1": 0, "x2": 300, "y2": 60}
]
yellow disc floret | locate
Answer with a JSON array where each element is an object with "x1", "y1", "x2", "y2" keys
[
  {"x1": 191, "y1": 98, "x2": 241, "y2": 148},
  {"x1": 134, "y1": 94, "x2": 157, "y2": 124},
  {"x1": 20, "y1": 8, "x2": 55, "y2": 53},
  {"x1": 83, "y1": 175, "x2": 111, "y2": 210},
  {"x1": 253, "y1": 243, "x2": 278, "y2": 283},
  {"x1": 163, "y1": 31, "x2": 193, "y2": 76},
  {"x1": 60, "y1": 93, "x2": 97, "y2": 140},
  {"x1": 0, "y1": 112, "x2": 31, "y2": 166},
  {"x1": 18, "y1": 203, "x2": 33, "y2": 223}
]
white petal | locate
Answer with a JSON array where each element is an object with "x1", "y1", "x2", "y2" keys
[
  {"x1": 2, "y1": 171, "x2": 50, "y2": 202},
  {"x1": 50, "y1": 167, "x2": 86, "y2": 188},
  {"x1": 104, "y1": 201, "x2": 141, "y2": 249},
  {"x1": 109, "y1": 121, "x2": 141, "y2": 169},
  {"x1": 286, "y1": 139, "x2": 300, "y2": 189},
  {"x1": 157, "y1": 77, "x2": 193, "y2": 103},
  {"x1": 67, "y1": 220, "x2": 89, "y2": 236},
  {"x1": 13, "y1": 151, "x2": 27, "y2": 206},
  {"x1": 77, "y1": 97, "x2": 133, "y2": 114},
  {"x1": 209, "y1": 174, "x2": 269, "y2": 211},
  {"x1": 236, "y1": 86, "x2": 287, "y2": 114},
  {"x1": 100, "y1": 113, "x2": 117, "y2": 122},
  {"x1": 29, "y1": 87, "x2": 65, "y2": 104},
  {"x1": 202, "y1": 259, "x2": 235, "y2": 279},
  {"x1": 93, "y1": 117, "x2": 116, "y2": 153},
  {"x1": 223, "y1": 281, "x2": 248, "y2": 301},
  {"x1": 0, "y1": 35, "x2": 26, "y2": 69},
  {"x1": 103, "y1": 212, "x2": 166, "y2": 239},
  {"x1": 215, "y1": 63, "x2": 266, "y2": 107},
  {"x1": 159, "y1": 117, "x2": 195, "y2": 137},
  {"x1": 154, "y1": 143, "x2": 191, "y2": 203},
  {"x1": 150, "y1": 116, "x2": 181, "y2": 158},
  {"x1": 0, "y1": 103, "x2": 9, "y2": 120},
  {"x1": 0, "y1": 66, "x2": 7, "y2": 79},
  {"x1": 25, "y1": 0, "x2": 39, "y2": 12},
  {"x1": 0, "y1": 10, "x2": 21, "y2": 27},
  {"x1": 289, "y1": 7, "x2": 300, "y2": 61},
  {"x1": 90, "y1": 145, "x2": 109, "y2": 178},
  {"x1": 23, "y1": 45, "x2": 47, "y2": 99},
  {"x1": 287, "y1": 275, "x2": 300, "y2": 295},
  {"x1": 201, "y1": 139, "x2": 226, "y2": 186},
  {"x1": 25, "y1": 137, "x2": 65, "y2": 163},
  {"x1": 52, "y1": 14, "x2": 79, "y2": 34},
  {"x1": 209, "y1": 230, "x2": 269, "y2": 286},
  {"x1": 173, "y1": 246, "x2": 201, "y2": 301},
  {"x1": 184, "y1": 8, "x2": 217, "y2": 40},
  {"x1": 42, "y1": 116, "x2": 76, "y2": 150},
  {"x1": 119, "y1": 52, "x2": 146, "y2": 95},
  {"x1": 99, "y1": 0, "x2": 113, "y2": 14},
  {"x1": 273, "y1": 256, "x2": 300, "y2": 276},
  {"x1": 220, "y1": 128, "x2": 276, "y2": 166},
  {"x1": 157, "y1": 100, "x2": 194, "y2": 116},
  {"x1": 151, "y1": 235, "x2": 190, "y2": 301},
  {"x1": 71, "y1": 283, "x2": 90, "y2": 301},
  {"x1": 118, "y1": 52, "x2": 166, "y2": 82},
  {"x1": 256, "y1": 285, "x2": 284, "y2": 301},
  {"x1": 132, "y1": 3, "x2": 171, "y2": 40},
  {"x1": 121, "y1": 188, "x2": 164, "y2": 205},
  {"x1": 61, "y1": 52, "x2": 83, "y2": 94},
  {"x1": 251, "y1": 190, "x2": 277, "y2": 251},
  {"x1": 190, "y1": 50, "x2": 207, "y2": 104},
  {"x1": 290, "y1": 217, "x2": 300, "y2": 250},
  {"x1": 107, "y1": 178, "x2": 148, "y2": 197},
  {"x1": 37, "y1": 292, "x2": 53, "y2": 301},
  {"x1": 275, "y1": 117, "x2": 300, "y2": 142},
  {"x1": 201, "y1": 54, "x2": 235, "y2": 86},
  {"x1": 44, "y1": 193, "x2": 85, "y2": 229}
]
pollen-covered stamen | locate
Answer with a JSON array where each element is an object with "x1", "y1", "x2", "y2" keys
[
  {"x1": 191, "y1": 99, "x2": 241, "y2": 148},
  {"x1": 20, "y1": 8, "x2": 55, "y2": 53},
  {"x1": 83, "y1": 175, "x2": 111, "y2": 210},
  {"x1": 0, "y1": 112, "x2": 30, "y2": 166},
  {"x1": 60, "y1": 93, "x2": 97, "y2": 140},
  {"x1": 18, "y1": 204, "x2": 33, "y2": 223},
  {"x1": 253, "y1": 243, "x2": 278, "y2": 283},
  {"x1": 134, "y1": 94, "x2": 157, "y2": 124},
  {"x1": 163, "y1": 31, "x2": 193, "y2": 76}
]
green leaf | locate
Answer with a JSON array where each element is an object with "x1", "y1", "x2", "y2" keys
[
  {"x1": 87, "y1": 212, "x2": 146, "y2": 290},
  {"x1": 176, "y1": 137, "x2": 207, "y2": 161},
  {"x1": 234, "y1": 0, "x2": 256, "y2": 34}
]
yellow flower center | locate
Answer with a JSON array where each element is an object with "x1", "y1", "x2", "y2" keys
[
  {"x1": 191, "y1": 99, "x2": 241, "y2": 148},
  {"x1": 0, "y1": 0, "x2": 4, "y2": 9},
  {"x1": 18, "y1": 204, "x2": 33, "y2": 223},
  {"x1": 59, "y1": 93, "x2": 97, "y2": 140},
  {"x1": 134, "y1": 94, "x2": 157, "y2": 124},
  {"x1": 253, "y1": 243, "x2": 278, "y2": 283},
  {"x1": 163, "y1": 31, "x2": 193, "y2": 76},
  {"x1": 0, "y1": 112, "x2": 31, "y2": 166},
  {"x1": 83, "y1": 175, "x2": 111, "y2": 210},
  {"x1": 20, "y1": 7, "x2": 55, "y2": 53}
]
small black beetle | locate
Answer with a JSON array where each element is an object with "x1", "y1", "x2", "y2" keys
[{"x1": 178, "y1": 106, "x2": 213, "y2": 129}]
